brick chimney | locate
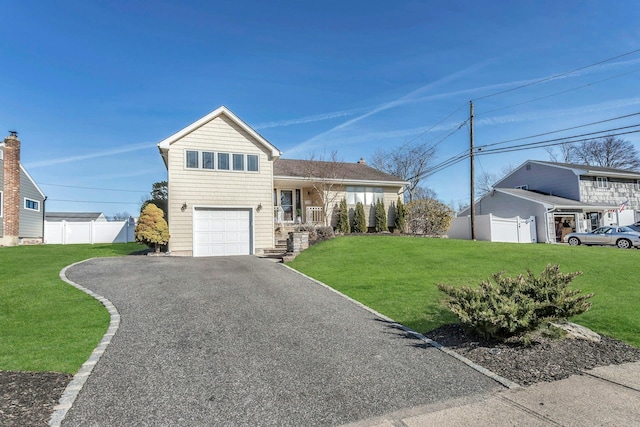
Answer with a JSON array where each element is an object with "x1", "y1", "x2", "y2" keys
[{"x1": 2, "y1": 131, "x2": 20, "y2": 246}]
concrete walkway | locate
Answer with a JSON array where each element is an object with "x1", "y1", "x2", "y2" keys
[
  {"x1": 56, "y1": 256, "x2": 500, "y2": 426},
  {"x1": 343, "y1": 361, "x2": 640, "y2": 426}
]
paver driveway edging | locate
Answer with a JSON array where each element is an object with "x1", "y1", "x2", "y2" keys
[
  {"x1": 49, "y1": 259, "x2": 122, "y2": 427},
  {"x1": 281, "y1": 263, "x2": 520, "y2": 390}
]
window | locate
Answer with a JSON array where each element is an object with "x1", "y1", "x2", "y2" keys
[
  {"x1": 636, "y1": 180, "x2": 640, "y2": 191},
  {"x1": 233, "y1": 154, "x2": 244, "y2": 171},
  {"x1": 218, "y1": 153, "x2": 230, "y2": 170},
  {"x1": 346, "y1": 186, "x2": 383, "y2": 205},
  {"x1": 515, "y1": 185, "x2": 528, "y2": 190},
  {"x1": 202, "y1": 151, "x2": 214, "y2": 169},
  {"x1": 596, "y1": 177, "x2": 608, "y2": 188},
  {"x1": 25, "y1": 198, "x2": 40, "y2": 211},
  {"x1": 247, "y1": 154, "x2": 259, "y2": 172},
  {"x1": 186, "y1": 150, "x2": 199, "y2": 168}
]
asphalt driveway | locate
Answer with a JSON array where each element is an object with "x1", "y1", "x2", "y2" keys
[{"x1": 61, "y1": 256, "x2": 499, "y2": 426}]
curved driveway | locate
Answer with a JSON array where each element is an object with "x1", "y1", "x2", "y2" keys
[{"x1": 62, "y1": 256, "x2": 499, "y2": 426}]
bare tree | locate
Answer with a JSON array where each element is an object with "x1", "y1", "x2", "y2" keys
[
  {"x1": 110, "y1": 212, "x2": 131, "y2": 221},
  {"x1": 412, "y1": 186, "x2": 437, "y2": 201},
  {"x1": 545, "y1": 142, "x2": 575, "y2": 163},
  {"x1": 371, "y1": 140, "x2": 436, "y2": 202},
  {"x1": 547, "y1": 136, "x2": 640, "y2": 170},
  {"x1": 305, "y1": 151, "x2": 344, "y2": 226},
  {"x1": 476, "y1": 164, "x2": 515, "y2": 197}
]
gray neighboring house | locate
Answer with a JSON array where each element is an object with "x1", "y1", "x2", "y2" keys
[
  {"x1": 1, "y1": 132, "x2": 46, "y2": 246},
  {"x1": 464, "y1": 160, "x2": 640, "y2": 243},
  {"x1": 46, "y1": 212, "x2": 107, "y2": 222}
]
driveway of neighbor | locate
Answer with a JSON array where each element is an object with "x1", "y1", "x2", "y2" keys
[{"x1": 61, "y1": 256, "x2": 500, "y2": 426}]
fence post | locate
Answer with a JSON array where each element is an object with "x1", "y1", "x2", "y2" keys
[
  {"x1": 90, "y1": 220, "x2": 94, "y2": 245},
  {"x1": 516, "y1": 216, "x2": 521, "y2": 243},
  {"x1": 62, "y1": 220, "x2": 67, "y2": 245}
]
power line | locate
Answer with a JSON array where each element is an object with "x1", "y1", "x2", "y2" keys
[
  {"x1": 40, "y1": 183, "x2": 148, "y2": 193},
  {"x1": 405, "y1": 102, "x2": 469, "y2": 145},
  {"x1": 476, "y1": 68, "x2": 640, "y2": 116},
  {"x1": 478, "y1": 112, "x2": 640, "y2": 150},
  {"x1": 477, "y1": 128, "x2": 640, "y2": 156},
  {"x1": 473, "y1": 47, "x2": 640, "y2": 101},
  {"x1": 48, "y1": 199, "x2": 142, "y2": 204}
]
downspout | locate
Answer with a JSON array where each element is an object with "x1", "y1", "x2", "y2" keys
[{"x1": 42, "y1": 196, "x2": 47, "y2": 244}]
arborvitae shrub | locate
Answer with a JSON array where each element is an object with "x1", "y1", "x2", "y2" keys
[
  {"x1": 336, "y1": 198, "x2": 351, "y2": 233},
  {"x1": 375, "y1": 199, "x2": 388, "y2": 232},
  {"x1": 394, "y1": 197, "x2": 406, "y2": 233},
  {"x1": 353, "y1": 202, "x2": 367, "y2": 233}
]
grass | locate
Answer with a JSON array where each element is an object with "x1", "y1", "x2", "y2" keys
[
  {"x1": 288, "y1": 236, "x2": 640, "y2": 348},
  {"x1": 0, "y1": 243, "x2": 141, "y2": 373}
]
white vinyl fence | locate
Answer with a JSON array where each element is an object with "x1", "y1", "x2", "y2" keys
[
  {"x1": 44, "y1": 219, "x2": 136, "y2": 244},
  {"x1": 449, "y1": 214, "x2": 537, "y2": 243}
]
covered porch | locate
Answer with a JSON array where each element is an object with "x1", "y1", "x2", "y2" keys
[{"x1": 273, "y1": 182, "x2": 327, "y2": 226}]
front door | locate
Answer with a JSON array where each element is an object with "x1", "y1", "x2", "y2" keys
[{"x1": 281, "y1": 190, "x2": 293, "y2": 221}]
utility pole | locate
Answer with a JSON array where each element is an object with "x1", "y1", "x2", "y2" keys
[{"x1": 470, "y1": 100, "x2": 476, "y2": 240}]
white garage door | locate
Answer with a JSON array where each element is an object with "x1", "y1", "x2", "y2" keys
[{"x1": 193, "y1": 208, "x2": 252, "y2": 257}]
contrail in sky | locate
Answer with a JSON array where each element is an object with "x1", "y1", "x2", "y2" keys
[{"x1": 26, "y1": 142, "x2": 158, "y2": 168}]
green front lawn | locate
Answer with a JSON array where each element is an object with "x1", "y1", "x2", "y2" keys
[
  {"x1": 0, "y1": 243, "x2": 140, "y2": 373},
  {"x1": 288, "y1": 236, "x2": 640, "y2": 348}
]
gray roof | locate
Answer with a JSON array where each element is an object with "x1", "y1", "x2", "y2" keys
[
  {"x1": 532, "y1": 161, "x2": 640, "y2": 178},
  {"x1": 495, "y1": 188, "x2": 618, "y2": 209},
  {"x1": 45, "y1": 212, "x2": 105, "y2": 222},
  {"x1": 273, "y1": 159, "x2": 406, "y2": 183}
]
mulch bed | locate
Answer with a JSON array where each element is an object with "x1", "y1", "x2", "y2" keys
[
  {"x1": 424, "y1": 324, "x2": 640, "y2": 386},
  {"x1": 0, "y1": 371, "x2": 71, "y2": 427}
]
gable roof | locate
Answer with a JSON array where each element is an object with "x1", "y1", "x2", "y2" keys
[
  {"x1": 273, "y1": 159, "x2": 407, "y2": 185},
  {"x1": 494, "y1": 188, "x2": 618, "y2": 210},
  {"x1": 157, "y1": 106, "x2": 282, "y2": 164},
  {"x1": 530, "y1": 160, "x2": 640, "y2": 178},
  {"x1": 46, "y1": 212, "x2": 106, "y2": 222}
]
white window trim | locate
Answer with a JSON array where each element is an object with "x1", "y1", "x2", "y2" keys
[
  {"x1": 24, "y1": 197, "x2": 40, "y2": 212},
  {"x1": 184, "y1": 149, "x2": 259, "y2": 173},
  {"x1": 185, "y1": 150, "x2": 199, "y2": 169},
  {"x1": 596, "y1": 177, "x2": 608, "y2": 188},
  {"x1": 346, "y1": 186, "x2": 384, "y2": 205},
  {"x1": 247, "y1": 154, "x2": 260, "y2": 173},
  {"x1": 0, "y1": 191, "x2": 3, "y2": 217},
  {"x1": 636, "y1": 180, "x2": 640, "y2": 191}
]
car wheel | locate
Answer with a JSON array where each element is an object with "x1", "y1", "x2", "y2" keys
[
  {"x1": 568, "y1": 237, "x2": 580, "y2": 246},
  {"x1": 616, "y1": 239, "x2": 631, "y2": 249}
]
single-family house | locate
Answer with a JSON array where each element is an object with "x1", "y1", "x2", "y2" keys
[
  {"x1": 1, "y1": 132, "x2": 47, "y2": 246},
  {"x1": 46, "y1": 212, "x2": 108, "y2": 222},
  {"x1": 157, "y1": 106, "x2": 406, "y2": 257},
  {"x1": 464, "y1": 160, "x2": 640, "y2": 243}
]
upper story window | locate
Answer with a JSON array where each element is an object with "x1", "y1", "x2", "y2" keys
[
  {"x1": 186, "y1": 150, "x2": 199, "y2": 168},
  {"x1": 218, "y1": 153, "x2": 230, "y2": 170},
  {"x1": 596, "y1": 177, "x2": 608, "y2": 188},
  {"x1": 185, "y1": 150, "x2": 257, "y2": 172},
  {"x1": 515, "y1": 185, "x2": 528, "y2": 190},
  {"x1": 247, "y1": 154, "x2": 259, "y2": 172},
  {"x1": 346, "y1": 186, "x2": 383, "y2": 205},
  {"x1": 202, "y1": 151, "x2": 215, "y2": 169},
  {"x1": 636, "y1": 180, "x2": 640, "y2": 191},
  {"x1": 232, "y1": 154, "x2": 244, "y2": 171},
  {"x1": 25, "y1": 198, "x2": 40, "y2": 212}
]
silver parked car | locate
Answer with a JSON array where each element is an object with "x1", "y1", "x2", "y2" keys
[{"x1": 564, "y1": 226, "x2": 640, "y2": 249}]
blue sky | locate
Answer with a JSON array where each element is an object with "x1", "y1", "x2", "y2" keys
[{"x1": 2, "y1": 0, "x2": 640, "y2": 216}]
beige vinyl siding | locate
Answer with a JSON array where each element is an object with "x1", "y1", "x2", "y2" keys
[
  {"x1": 167, "y1": 114, "x2": 274, "y2": 254},
  {"x1": 326, "y1": 186, "x2": 402, "y2": 227}
]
